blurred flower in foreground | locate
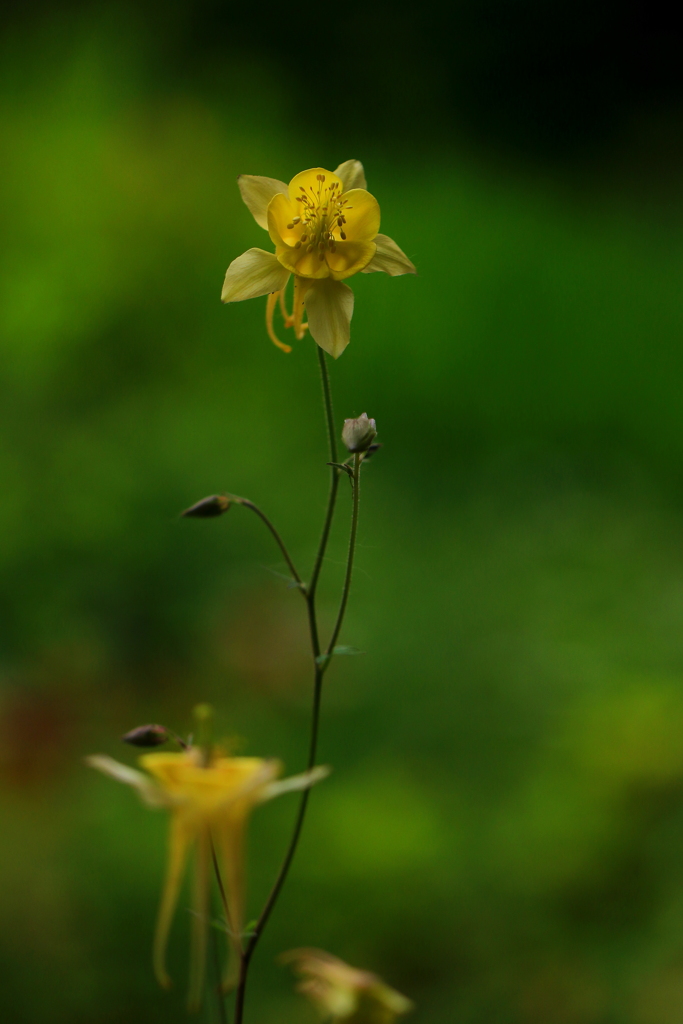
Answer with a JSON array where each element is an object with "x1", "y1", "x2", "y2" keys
[
  {"x1": 222, "y1": 160, "x2": 416, "y2": 359},
  {"x1": 282, "y1": 948, "x2": 413, "y2": 1023},
  {"x1": 87, "y1": 748, "x2": 328, "y2": 1010}
]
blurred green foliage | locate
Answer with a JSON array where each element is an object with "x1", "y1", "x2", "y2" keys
[{"x1": 3, "y1": 6, "x2": 683, "y2": 1024}]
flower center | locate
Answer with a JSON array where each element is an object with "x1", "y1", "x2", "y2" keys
[{"x1": 289, "y1": 173, "x2": 350, "y2": 261}]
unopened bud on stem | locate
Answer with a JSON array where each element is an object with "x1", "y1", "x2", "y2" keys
[
  {"x1": 342, "y1": 413, "x2": 377, "y2": 453},
  {"x1": 122, "y1": 724, "x2": 169, "y2": 748},
  {"x1": 181, "y1": 495, "x2": 230, "y2": 518}
]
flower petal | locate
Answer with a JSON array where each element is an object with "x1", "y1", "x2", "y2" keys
[
  {"x1": 237, "y1": 175, "x2": 288, "y2": 230},
  {"x1": 216, "y1": 758, "x2": 282, "y2": 806},
  {"x1": 327, "y1": 241, "x2": 376, "y2": 280},
  {"x1": 154, "y1": 810, "x2": 196, "y2": 990},
  {"x1": 305, "y1": 279, "x2": 354, "y2": 359},
  {"x1": 339, "y1": 189, "x2": 380, "y2": 243},
  {"x1": 333, "y1": 159, "x2": 367, "y2": 191},
  {"x1": 211, "y1": 764, "x2": 282, "y2": 988},
  {"x1": 287, "y1": 167, "x2": 342, "y2": 201},
  {"x1": 85, "y1": 754, "x2": 167, "y2": 807},
  {"x1": 215, "y1": 812, "x2": 246, "y2": 992},
  {"x1": 275, "y1": 243, "x2": 330, "y2": 280},
  {"x1": 221, "y1": 248, "x2": 290, "y2": 303},
  {"x1": 267, "y1": 191, "x2": 299, "y2": 247},
  {"x1": 259, "y1": 765, "x2": 331, "y2": 802},
  {"x1": 371, "y1": 982, "x2": 415, "y2": 1015},
  {"x1": 361, "y1": 233, "x2": 417, "y2": 276}
]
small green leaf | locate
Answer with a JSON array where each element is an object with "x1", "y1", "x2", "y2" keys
[
  {"x1": 316, "y1": 647, "x2": 365, "y2": 666},
  {"x1": 262, "y1": 566, "x2": 303, "y2": 589},
  {"x1": 327, "y1": 461, "x2": 353, "y2": 477}
]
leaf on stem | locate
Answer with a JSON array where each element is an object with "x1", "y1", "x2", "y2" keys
[
  {"x1": 327, "y1": 462, "x2": 353, "y2": 477},
  {"x1": 261, "y1": 566, "x2": 304, "y2": 589},
  {"x1": 315, "y1": 646, "x2": 364, "y2": 666}
]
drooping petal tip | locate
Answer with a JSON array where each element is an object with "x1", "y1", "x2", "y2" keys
[
  {"x1": 153, "y1": 811, "x2": 196, "y2": 993},
  {"x1": 305, "y1": 278, "x2": 354, "y2": 360}
]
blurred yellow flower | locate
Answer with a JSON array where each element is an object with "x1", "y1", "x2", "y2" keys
[
  {"x1": 87, "y1": 749, "x2": 328, "y2": 1011},
  {"x1": 283, "y1": 948, "x2": 414, "y2": 1023},
  {"x1": 222, "y1": 160, "x2": 416, "y2": 359}
]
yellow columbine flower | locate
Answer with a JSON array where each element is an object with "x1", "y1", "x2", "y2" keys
[
  {"x1": 87, "y1": 749, "x2": 328, "y2": 1011},
  {"x1": 283, "y1": 948, "x2": 414, "y2": 1023},
  {"x1": 221, "y1": 160, "x2": 416, "y2": 359}
]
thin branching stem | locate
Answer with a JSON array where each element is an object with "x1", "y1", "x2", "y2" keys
[
  {"x1": 322, "y1": 452, "x2": 361, "y2": 661},
  {"x1": 233, "y1": 348, "x2": 362, "y2": 1024},
  {"x1": 210, "y1": 838, "x2": 231, "y2": 936},
  {"x1": 238, "y1": 499, "x2": 304, "y2": 589},
  {"x1": 308, "y1": 347, "x2": 341, "y2": 604},
  {"x1": 209, "y1": 906, "x2": 228, "y2": 1024}
]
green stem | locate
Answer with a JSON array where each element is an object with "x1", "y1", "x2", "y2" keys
[
  {"x1": 209, "y1": 901, "x2": 228, "y2": 1024},
  {"x1": 238, "y1": 499, "x2": 304, "y2": 589},
  {"x1": 232, "y1": 347, "x2": 348, "y2": 1024},
  {"x1": 210, "y1": 838, "x2": 231, "y2": 939},
  {"x1": 321, "y1": 452, "x2": 361, "y2": 663},
  {"x1": 308, "y1": 347, "x2": 340, "y2": 604},
  {"x1": 232, "y1": 662, "x2": 323, "y2": 1021}
]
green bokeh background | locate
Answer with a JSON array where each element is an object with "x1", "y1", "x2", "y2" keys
[{"x1": 3, "y1": 4, "x2": 683, "y2": 1022}]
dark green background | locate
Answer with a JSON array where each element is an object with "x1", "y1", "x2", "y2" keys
[{"x1": 2, "y1": 3, "x2": 683, "y2": 1022}]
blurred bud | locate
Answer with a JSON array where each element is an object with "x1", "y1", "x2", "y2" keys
[
  {"x1": 122, "y1": 724, "x2": 169, "y2": 748},
  {"x1": 361, "y1": 443, "x2": 383, "y2": 461},
  {"x1": 181, "y1": 495, "x2": 230, "y2": 518},
  {"x1": 282, "y1": 948, "x2": 413, "y2": 1023},
  {"x1": 342, "y1": 413, "x2": 377, "y2": 453}
]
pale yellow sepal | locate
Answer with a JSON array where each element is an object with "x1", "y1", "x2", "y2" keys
[
  {"x1": 333, "y1": 159, "x2": 367, "y2": 191},
  {"x1": 260, "y1": 764, "x2": 331, "y2": 801},
  {"x1": 305, "y1": 278, "x2": 354, "y2": 359},
  {"x1": 237, "y1": 174, "x2": 289, "y2": 230},
  {"x1": 361, "y1": 234, "x2": 417, "y2": 276},
  {"x1": 222, "y1": 248, "x2": 291, "y2": 303},
  {"x1": 85, "y1": 754, "x2": 168, "y2": 807}
]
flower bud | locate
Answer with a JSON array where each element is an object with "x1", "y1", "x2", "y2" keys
[
  {"x1": 122, "y1": 724, "x2": 169, "y2": 748},
  {"x1": 181, "y1": 495, "x2": 230, "y2": 518},
  {"x1": 342, "y1": 413, "x2": 377, "y2": 453},
  {"x1": 282, "y1": 948, "x2": 413, "y2": 1023}
]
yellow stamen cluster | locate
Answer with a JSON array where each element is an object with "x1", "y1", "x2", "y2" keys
[{"x1": 289, "y1": 174, "x2": 351, "y2": 261}]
